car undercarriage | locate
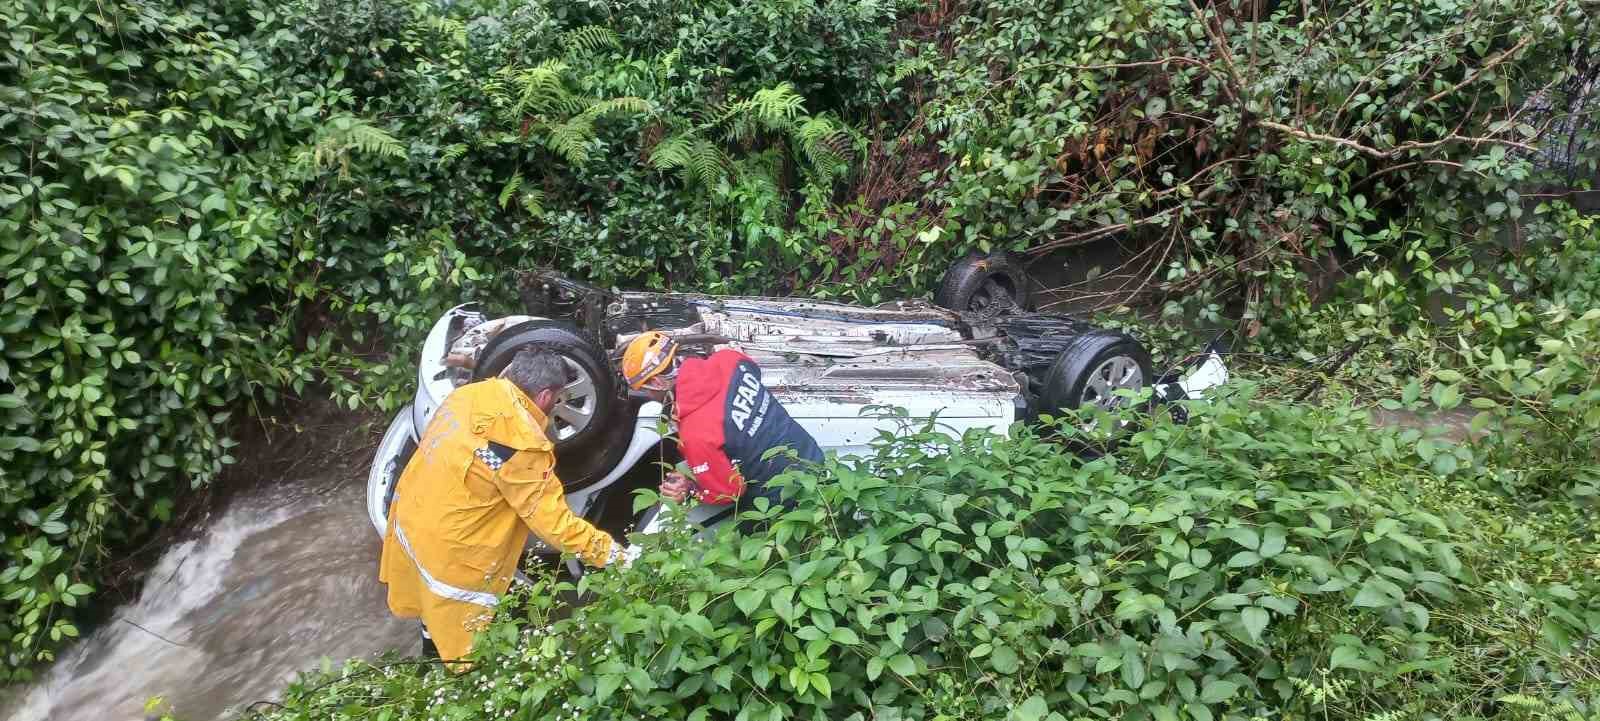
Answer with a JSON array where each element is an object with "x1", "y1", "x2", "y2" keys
[{"x1": 367, "y1": 258, "x2": 1229, "y2": 554}]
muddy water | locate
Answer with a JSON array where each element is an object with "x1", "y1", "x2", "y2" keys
[{"x1": 4, "y1": 471, "x2": 416, "y2": 721}]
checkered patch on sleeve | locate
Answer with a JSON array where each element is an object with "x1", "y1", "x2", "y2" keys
[{"x1": 474, "y1": 442, "x2": 515, "y2": 472}]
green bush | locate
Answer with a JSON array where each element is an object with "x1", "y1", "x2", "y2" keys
[
  {"x1": 805, "y1": 0, "x2": 1597, "y2": 311},
  {"x1": 0, "y1": 0, "x2": 303, "y2": 676},
  {"x1": 252, "y1": 377, "x2": 1599, "y2": 721}
]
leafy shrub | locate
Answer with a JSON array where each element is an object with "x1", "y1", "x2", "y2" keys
[
  {"x1": 0, "y1": 0, "x2": 305, "y2": 676},
  {"x1": 253, "y1": 385, "x2": 1598, "y2": 721},
  {"x1": 807, "y1": 0, "x2": 1598, "y2": 316}
]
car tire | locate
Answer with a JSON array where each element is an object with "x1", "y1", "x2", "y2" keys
[
  {"x1": 935, "y1": 251, "x2": 1034, "y2": 313},
  {"x1": 1039, "y1": 330, "x2": 1153, "y2": 415},
  {"x1": 473, "y1": 321, "x2": 634, "y2": 488}
]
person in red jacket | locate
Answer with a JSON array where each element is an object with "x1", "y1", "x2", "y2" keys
[{"x1": 621, "y1": 332, "x2": 822, "y2": 515}]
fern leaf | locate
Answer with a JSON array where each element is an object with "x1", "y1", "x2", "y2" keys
[
  {"x1": 520, "y1": 189, "x2": 545, "y2": 218},
  {"x1": 593, "y1": 96, "x2": 652, "y2": 116},
  {"x1": 297, "y1": 115, "x2": 404, "y2": 180},
  {"x1": 511, "y1": 63, "x2": 572, "y2": 115},
  {"x1": 649, "y1": 135, "x2": 694, "y2": 172},
  {"x1": 439, "y1": 143, "x2": 468, "y2": 165},
  {"x1": 561, "y1": 25, "x2": 620, "y2": 56},
  {"x1": 688, "y1": 138, "x2": 727, "y2": 185},
  {"x1": 498, "y1": 174, "x2": 523, "y2": 210},
  {"x1": 545, "y1": 119, "x2": 593, "y2": 164},
  {"x1": 657, "y1": 48, "x2": 681, "y2": 77},
  {"x1": 793, "y1": 115, "x2": 857, "y2": 177},
  {"x1": 347, "y1": 122, "x2": 404, "y2": 159},
  {"x1": 750, "y1": 83, "x2": 805, "y2": 127}
]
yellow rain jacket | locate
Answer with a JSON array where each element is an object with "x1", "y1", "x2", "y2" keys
[{"x1": 379, "y1": 378, "x2": 617, "y2": 662}]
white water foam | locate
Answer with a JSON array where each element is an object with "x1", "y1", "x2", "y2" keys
[{"x1": 4, "y1": 476, "x2": 415, "y2": 721}]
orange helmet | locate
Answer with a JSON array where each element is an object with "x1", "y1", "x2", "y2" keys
[{"x1": 621, "y1": 331, "x2": 679, "y2": 390}]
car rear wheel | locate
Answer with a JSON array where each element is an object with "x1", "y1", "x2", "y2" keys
[
  {"x1": 1040, "y1": 330, "x2": 1153, "y2": 416},
  {"x1": 473, "y1": 320, "x2": 634, "y2": 489},
  {"x1": 475, "y1": 322, "x2": 613, "y2": 444},
  {"x1": 935, "y1": 251, "x2": 1034, "y2": 313}
]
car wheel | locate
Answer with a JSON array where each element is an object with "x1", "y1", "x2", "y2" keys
[
  {"x1": 473, "y1": 320, "x2": 635, "y2": 488},
  {"x1": 1040, "y1": 330, "x2": 1153, "y2": 415},
  {"x1": 935, "y1": 251, "x2": 1034, "y2": 313},
  {"x1": 475, "y1": 321, "x2": 614, "y2": 446}
]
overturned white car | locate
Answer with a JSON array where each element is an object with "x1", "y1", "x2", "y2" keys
[{"x1": 366, "y1": 258, "x2": 1228, "y2": 556}]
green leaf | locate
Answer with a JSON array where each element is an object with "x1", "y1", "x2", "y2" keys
[
  {"x1": 887, "y1": 653, "x2": 917, "y2": 677},
  {"x1": 1258, "y1": 527, "x2": 1286, "y2": 558},
  {"x1": 625, "y1": 666, "x2": 653, "y2": 693},
  {"x1": 1330, "y1": 645, "x2": 1375, "y2": 671},
  {"x1": 1226, "y1": 551, "x2": 1261, "y2": 568},
  {"x1": 990, "y1": 644, "x2": 1019, "y2": 674},
  {"x1": 1168, "y1": 562, "x2": 1200, "y2": 581},
  {"x1": 1541, "y1": 619, "x2": 1574, "y2": 653},
  {"x1": 734, "y1": 588, "x2": 766, "y2": 616},
  {"x1": 828, "y1": 627, "x2": 861, "y2": 645},
  {"x1": 866, "y1": 656, "x2": 884, "y2": 681},
  {"x1": 789, "y1": 666, "x2": 809, "y2": 694},
  {"x1": 596, "y1": 674, "x2": 622, "y2": 701},
  {"x1": 1207, "y1": 593, "x2": 1249, "y2": 610},
  {"x1": 809, "y1": 672, "x2": 831, "y2": 699},
  {"x1": 1200, "y1": 679, "x2": 1239, "y2": 704},
  {"x1": 1222, "y1": 527, "x2": 1260, "y2": 550},
  {"x1": 1353, "y1": 577, "x2": 1402, "y2": 608},
  {"x1": 1431, "y1": 382, "x2": 1462, "y2": 410},
  {"x1": 771, "y1": 586, "x2": 797, "y2": 623},
  {"x1": 1240, "y1": 607, "x2": 1269, "y2": 643},
  {"x1": 682, "y1": 613, "x2": 715, "y2": 638},
  {"x1": 1120, "y1": 653, "x2": 1146, "y2": 690},
  {"x1": 1012, "y1": 695, "x2": 1048, "y2": 721}
]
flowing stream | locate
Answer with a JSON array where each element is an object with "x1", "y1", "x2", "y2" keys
[{"x1": 3, "y1": 470, "x2": 416, "y2": 721}]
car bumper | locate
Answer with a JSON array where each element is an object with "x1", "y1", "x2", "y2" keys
[{"x1": 367, "y1": 405, "x2": 418, "y2": 536}]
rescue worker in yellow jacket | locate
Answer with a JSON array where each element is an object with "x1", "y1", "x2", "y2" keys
[{"x1": 379, "y1": 350, "x2": 623, "y2": 662}]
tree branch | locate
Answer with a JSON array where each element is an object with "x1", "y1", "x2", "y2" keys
[
  {"x1": 1258, "y1": 120, "x2": 1538, "y2": 159},
  {"x1": 1424, "y1": 34, "x2": 1535, "y2": 105}
]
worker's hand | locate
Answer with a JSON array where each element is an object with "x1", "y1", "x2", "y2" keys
[
  {"x1": 660, "y1": 472, "x2": 694, "y2": 503},
  {"x1": 621, "y1": 544, "x2": 643, "y2": 568}
]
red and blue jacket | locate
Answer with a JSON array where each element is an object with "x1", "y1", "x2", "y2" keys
[{"x1": 674, "y1": 349, "x2": 823, "y2": 505}]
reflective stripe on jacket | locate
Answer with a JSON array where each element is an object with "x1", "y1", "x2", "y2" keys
[{"x1": 378, "y1": 378, "x2": 617, "y2": 662}]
